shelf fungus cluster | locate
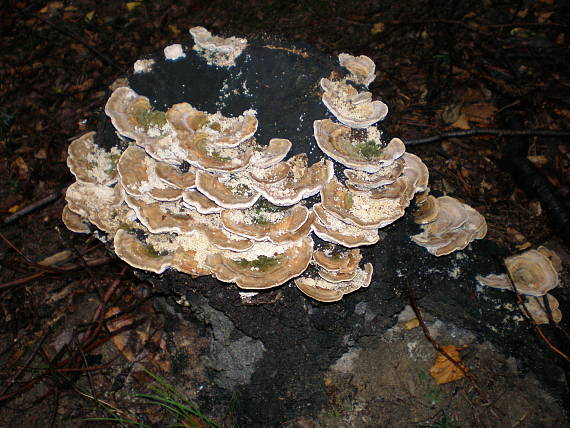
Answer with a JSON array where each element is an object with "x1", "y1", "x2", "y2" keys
[
  {"x1": 63, "y1": 30, "x2": 488, "y2": 302},
  {"x1": 476, "y1": 247, "x2": 562, "y2": 324},
  {"x1": 411, "y1": 195, "x2": 487, "y2": 256}
]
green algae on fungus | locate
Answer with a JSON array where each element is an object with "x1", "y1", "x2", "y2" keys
[
  {"x1": 355, "y1": 139, "x2": 383, "y2": 160},
  {"x1": 234, "y1": 255, "x2": 281, "y2": 270},
  {"x1": 134, "y1": 108, "x2": 167, "y2": 131}
]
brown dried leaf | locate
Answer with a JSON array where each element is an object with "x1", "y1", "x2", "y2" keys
[{"x1": 429, "y1": 345, "x2": 468, "y2": 385}]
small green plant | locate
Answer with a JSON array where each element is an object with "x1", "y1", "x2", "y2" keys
[
  {"x1": 87, "y1": 370, "x2": 223, "y2": 427},
  {"x1": 417, "y1": 369, "x2": 443, "y2": 404},
  {"x1": 419, "y1": 410, "x2": 461, "y2": 428},
  {"x1": 234, "y1": 255, "x2": 280, "y2": 270}
]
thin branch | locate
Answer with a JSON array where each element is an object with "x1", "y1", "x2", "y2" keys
[
  {"x1": 0, "y1": 257, "x2": 112, "y2": 291},
  {"x1": 406, "y1": 282, "x2": 491, "y2": 403},
  {"x1": 2, "y1": 186, "x2": 68, "y2": 225},
  {"x1": 405, "y1": 128, "x2": 570, "y2": 146}
]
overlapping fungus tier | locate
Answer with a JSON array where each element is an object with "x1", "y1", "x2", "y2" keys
[{"x1": 63, "y1": 27, "x2": 487, "y2": 302}]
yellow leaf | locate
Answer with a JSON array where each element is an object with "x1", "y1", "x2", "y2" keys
[
  {"x1": 371, "y1": 22, "x2": 385, "y2": 35},
  {"x1": 404, "y1": 318, "x2": 420, "y2": 330},
  {"x1": 8, "y1": 203, "x2": 24, "y2": 213},
  {"x1": 85, "y1": 11, "x2": 95, "y2": 21},
  {"x1": 450, "y1": 113, "x2": 470, "y2": 130},
  {"x1": 126, "y1": 2, "x2": 142, "y2": 12},
  {"x1": 168, "y1": 24, "x2": 180, "y2": 34},
  {"x1": 14, "y1": 156, "x2": 29, "y2": 175},
  {"x1": 39, "y1": 1, "x2": 64, "y2": 14},
  {"x1": 429, "y1": 345, "x2": 468, "y2": 385}
]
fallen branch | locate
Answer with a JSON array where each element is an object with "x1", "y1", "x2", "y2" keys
[
  {"x1": 2, "y1": 186, "x2": 69, "y2": 225},
  {"x1": 405, "y1": 128, "x2": 570, "y2": 146},
  {"x1": 0, "y1": 257, "x2": 112, "y2": 291}
]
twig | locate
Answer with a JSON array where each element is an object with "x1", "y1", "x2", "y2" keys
[
  {"x1": 30, "y1": 13, "x2": 123, "y2": 73},
  {"x1": 2, "y1": 186, "x2": 68, "y2": 225},
  {"x1": 509, "y1": 282, "x2": 570, "y2": 363},
  {"x1": 406, "y1": 282, "x2": 491, "y2": 403},
  {"x1": 0, "y1": 329, "x2": 51, "y2": 398},
  {"x1": 405, "y1": 128, "x2": 570, "y2": 146},
  {"x1": 0, "y1": 256, "x2": 112, "y2": 291}
]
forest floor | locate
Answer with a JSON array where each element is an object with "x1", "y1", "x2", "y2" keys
[{"x1": 1, "y1": 0, "x2": 569, "y2": 427}]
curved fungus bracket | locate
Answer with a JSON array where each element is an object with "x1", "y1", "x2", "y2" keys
[
  {"x1": 338, "y1": 53, "x2": 376, "y2": 87},
  {"x1": 320, "y1": 78, "x2": 388, "y2": 128},
  {"x1": 344, "y1": 158, "x2": 405, "y2": 190},
  {"x1": 62, "y1": 205, "x2": 91, "y2": 234},
  {"x1": 295, "y1": 263, "x2": 373, "y2": 302},
  {"x1": 189, "y1": 26, "x2": 247, "y2": 67},
  {"x1": 320, "y1": 178, "x2": 409, "y2": 229},
  {"x1": 250, "y1": 154, "x2": 334, "y2": 206},
  {"x1": 67, "y1": 132, "x2": 120, "y2": 186},
  {"x1": 195, "y1": 170, "x2": 260, "y2": 209},
  {"x1": 220, "y1": 204, "x2": 310, "y2": 243},
  {"x1": 205, "y1": 237, "x2": 313, "y2": 289},
  {"x1": 314, "y1": 119, "x2": 405, "y2": 172},
  {"x1": 412, "y1": 196, "x2": 487, "y2": 256}
]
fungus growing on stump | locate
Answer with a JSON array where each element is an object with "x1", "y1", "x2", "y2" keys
[{"x1": 63, "y1": 27, "x2": 488, "y2": 299}]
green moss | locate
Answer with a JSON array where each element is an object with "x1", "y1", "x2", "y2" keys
[
  {"x1": 209, "y1": 121, "x2": 221, "y2": 131},
  {"x1": 119, "y1": 223, "x2": 135, "y2": 232},
  {"x1": 234, "y1": 255, "x2": 281, "y2": 270},
  {"x1": 250, "y1": 214, "x2": 272, "y2": 225},
  {"x1": 252, "y1": 198, "x2": 287, "y2": 214},
  {"x1": 355, "y1": 139, "x2": 383, "y2": 160},
  {"x1": 144, "y1": 244, "x2": 168, "y2": 258},
  {"x1": 209, "y1": 150, "x2": 230, "y2": 163},
  {"x1": 133, "y1": 108, "x2": 167, "y2": 131},
  {"x1": 231, "y1": 183, "x2": 251, "y2": 197}
]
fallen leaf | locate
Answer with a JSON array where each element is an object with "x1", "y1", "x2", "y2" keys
[
  {"x1": 404, "y1": 318, "x2": 420, "y2": 330},
  {"x1": 85, "y1": 11, "x2": 95, "y2": 22},
  {"x1": 126, "y1": 2, "x2": 142, "y2": 12},
  {"x1": 450, "y1": 113, "x2": 470, "y2": 130},
  {"x1": 527, "y1": 155, "x2": 548, "y2": 168},
  {"x1": 371, "y1": 22, "x2": 385, "y2": 35},
  {"x1": 8, "y1": 203, "x2": 25, "y2": 213},
  {"x1": 39, "y1": 1, "x2": 64, "y2": 14},
  {"x1": 169, "y1": 24, "x2": 180, "y2": 34},
  {"x1": 38, "y1": 250, "x2": 73, "y2": 266},
  {"x1": 13, "y1": 156, "x2": 29, "y2": 179},
  {"x1": 429, "y1": 345, "x2": 468, "y2": 385}
]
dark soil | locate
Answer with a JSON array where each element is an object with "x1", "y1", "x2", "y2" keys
[{"x1": 1, "y1": 1, "x2": 569, "y2": 427}]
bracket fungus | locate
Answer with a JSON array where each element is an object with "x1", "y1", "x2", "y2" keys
[
  {"x1": 320, "y1": 78, "x2": 388, "y2": 128},
  {"x1": 338, "y1": 53, "x2": 376, "y2": 87},
  {"x1": 476, "y1": 247, "x2": 560, "y2": 297},
  {"x1": 411, "y1": 196, "x2": 487, "y2": 256},
  {"x1": 63, "y1": 27, "x2": 488, "y2": 300},
  {"x1": 189, "y1": 26, "x2": 247, "y2": 67}
]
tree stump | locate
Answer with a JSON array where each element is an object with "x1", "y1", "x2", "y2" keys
[{"x1": 91, "y1": 33, "x2": 568, "y2": 426}]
